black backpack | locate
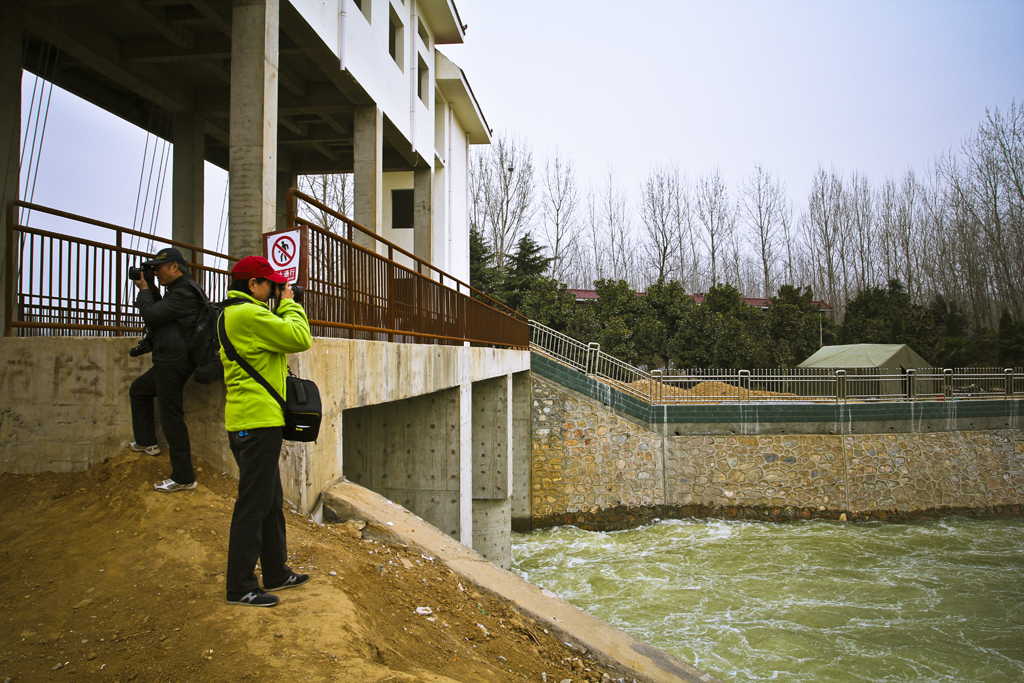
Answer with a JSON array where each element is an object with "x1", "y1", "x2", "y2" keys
[{"x1": 178, "y1": 282, "x2": 243, "y2": 384}]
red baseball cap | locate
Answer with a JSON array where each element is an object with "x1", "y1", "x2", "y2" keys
[{"x1": 231, "y1": 255, "x2": 288, "y2": 284}]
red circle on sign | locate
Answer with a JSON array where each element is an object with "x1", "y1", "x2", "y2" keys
[{"x1": 271, "y1": 235, "x2": 296, "y2": 267}]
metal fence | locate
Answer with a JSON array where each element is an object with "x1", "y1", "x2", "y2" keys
[
  {"x1": 529, "y1": 320, "x2": 1024, "y2": 405},
  {"x1": 4, "y1": 197, "x2": 528, "y2": 350},
  {"x1": 288, "y1": 189, "x2": 528, "y2": 348},
  {"x1": 4, "y1": 200, "x2": 236, "y2": 338}
]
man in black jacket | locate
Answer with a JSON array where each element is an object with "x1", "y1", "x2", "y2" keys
[{"x1": 128, "y1": 247, "x2": 203, "y2": 492}]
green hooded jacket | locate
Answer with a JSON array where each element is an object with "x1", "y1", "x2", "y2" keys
[{"x1": 219, "y1": 291, "x2": 312, "y2": 432}]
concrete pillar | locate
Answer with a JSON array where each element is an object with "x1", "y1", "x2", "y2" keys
[
  {"x1": 228, "y1": 0, "x2": 279, "y2": 258},
  {"x1": 471, "y1": 375, "x2": 512, "y2": 567},
  {"x1": 353, "y1": 105, "x2": 382, "y2": 250},
  {"x1": 0, "y1": 3, "x2": 21, "y2": 330},
  {"x1": 511, "y1": 371, "x2": 533, "y2": 532},
  {"x1": 413, "y1": 166, "x2": 432, "y2": 267},
  {"x1": 342, "y1": 389, "x2": 463, "y2": 540},
  {"x1": 172, "y1": 113, "x2": 205, "y2": 260},
  {"x1": 275, "y1": 170, "x2": 296, "y2": 232},
  {"x1": 458, "y1": 381, "x2": 473, "y2": 547}
]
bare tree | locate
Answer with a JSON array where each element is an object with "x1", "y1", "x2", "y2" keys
[
  {"x1": 804, "y1": 165, "x2": 845, "y2": 316},
  {"x1": 673, "y1": 174, "x2": 701, "y2": 293},
  {"x1": 469, "y1": 131, "x2": 536, "y2": 269},
  {"x1": 695, "y1": 168, "x2": 732, "y2": 286},
  {"x1": 297, "y1": 173, "x2": 353, "y2": 232},
  {"x1": 539, "y1": 148, "x2": 582, "y2": 282},
  {"x1": 847, "y1": 171, "x2": 876, "y2": 293},
  {"x1": 601, "y1": 170, "x2": 638, "y2": 287},
  {"x1": 639, "y1": 164, "x2": 680, "y2": 285},
  {"x1": 739, "y1": 163, "x2": 786, "y2": 297}
]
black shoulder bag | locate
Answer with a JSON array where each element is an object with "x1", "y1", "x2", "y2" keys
[{"x1": 217, "y1": 307, "x2": 322, "y2": 442}]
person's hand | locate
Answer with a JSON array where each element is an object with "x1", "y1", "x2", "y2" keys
[
  {"x1": 133, "y1": 275, "x2": 148, "y2": 290},
  {"x1": 280, "y1": 283, "x2": 294, "y2": 300}
]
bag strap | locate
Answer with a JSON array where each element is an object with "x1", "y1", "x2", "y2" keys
[
  {"x1": 218, "y1": 300, "x2": 287, "y2": 410},
  {"x1": 172, "y1": 279, "x2": 212, "y2": 344}
]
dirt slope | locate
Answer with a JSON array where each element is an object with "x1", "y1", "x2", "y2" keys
[{"x1": 0, "y1": 452, "x2": 606, "y2": 683}]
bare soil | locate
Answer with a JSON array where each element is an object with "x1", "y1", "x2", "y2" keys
[{"x1": 0, "y1": 451, "x2": 610, "y2": 683}]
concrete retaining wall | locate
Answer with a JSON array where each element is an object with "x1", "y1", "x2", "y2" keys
[
  {"x1": 531, "y1": 372, "x2": 1024, "y2": 530},
  {"x1": 1, "y1": 337, "x2": 530, "y2": 566}
]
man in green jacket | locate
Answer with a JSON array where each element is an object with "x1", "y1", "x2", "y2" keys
[{"x1": 220, "y1": 256, "x2": 312, "y2": 607}]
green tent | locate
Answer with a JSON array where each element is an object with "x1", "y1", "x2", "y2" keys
[
  {"x1": 797, "y1": 344, "x2": 935, "y2": 399},
  {"x1": 798, "y1": 343, "x2": 932, "y2": 370}
]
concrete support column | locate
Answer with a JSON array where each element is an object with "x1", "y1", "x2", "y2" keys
[
  {"x1": 0, "y1": 3, "x2": 22, "y2": 330},
  {"x1": 471, "y1": 374, "x2": 512, "y2": 568},
  {"x1": 172, "y1": 113, "x2": 205, "y2": 260},
  {"x1": 511, "y1": 371, "x2": 533, "y2": 532},
  {"x1": 228, "y1": 0, "x2": 279, "y2": 258},
  {"x1": 413, "y1": 166, "x2": 432, "y2": 267},
  {"x1": 342, "y1": 388, "x2": 464, "y2": 540},
  {"x1": 353, "y1": 105, "x2": 382, "y2": 250},
  {"x1": 275, "y1": 170, "x2": 296, "y2": 232}
]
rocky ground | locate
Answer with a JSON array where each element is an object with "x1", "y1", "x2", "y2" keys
[{"x1": 0, "y1": 451, "x2": 616, "y2": 683}]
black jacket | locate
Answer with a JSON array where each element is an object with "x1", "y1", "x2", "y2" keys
[{"x1": 135, "y1": 273, "x2": 202, "y2": 368}]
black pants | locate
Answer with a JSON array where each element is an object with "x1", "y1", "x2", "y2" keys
[
  {"x1": 226, "y1": 427, "x2": 291, "y2": 597},
  {"x1": 129, "y1": 364, "x2": 195, "y2": 485}
]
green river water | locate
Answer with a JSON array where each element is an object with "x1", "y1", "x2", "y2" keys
[{"x1": 511, "y1": 517, "x2": 1024, "y2": 683}]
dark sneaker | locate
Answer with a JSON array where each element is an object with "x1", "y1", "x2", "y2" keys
[
  {"x1": 154, "y1": 478, "x2": 198, "y2": 492},
  {"x1": 129, "y1": 441, "x2": 161, "y2": 456},
  {"x1": 265, "y1": 573, "x2": 310, "y2": 592},
  {"x1": 226, "y1": 590, "x2": 279, "y2": 607}
]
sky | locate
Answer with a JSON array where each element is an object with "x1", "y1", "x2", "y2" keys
[{"x1": 16, "y1": 0, "x2": 1024, "y2": 252}]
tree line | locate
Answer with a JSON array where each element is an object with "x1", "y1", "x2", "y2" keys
[{"x1": 469, "y1": 103, "x2": 1024, "y2": 369}]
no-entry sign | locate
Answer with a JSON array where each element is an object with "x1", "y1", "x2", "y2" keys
[{"x1": 262, "y1": 227, "x2": 308, "y2": 287}]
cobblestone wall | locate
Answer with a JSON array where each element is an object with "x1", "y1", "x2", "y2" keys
[{"x1": 532, "y1": 375, "x2": 1024, "y2": 530}]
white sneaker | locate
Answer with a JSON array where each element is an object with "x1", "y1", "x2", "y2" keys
[
  {"x1": 129, "y1": 441, "x2": 161, "y2": 456},
  {"x1": 154, "y1": 478, "x2": 197, "y2": 493}
]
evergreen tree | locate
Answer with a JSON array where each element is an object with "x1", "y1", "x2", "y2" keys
[{"x1": 469, "y1": 226, "x2": 504, "y2": 303}]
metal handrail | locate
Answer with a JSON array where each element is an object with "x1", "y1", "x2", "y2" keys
[
  {"x1": 528, "y1": 321, "x2": 1024, "y2": 406},
  {"x1": 287, "y1": 189, "x2": 528, "y2": 349},
  {"x1": 4, "y1": 198, "x2": 529, "y2": 349},
  {"x1": 5, "y1": 199, "x2": 236, "y2": 337}
]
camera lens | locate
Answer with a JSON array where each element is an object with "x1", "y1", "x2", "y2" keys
[{"x1": 128, "y1": 266, "x2": 141, "y2": 281}]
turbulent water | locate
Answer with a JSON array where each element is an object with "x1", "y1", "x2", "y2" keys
[{"x1": 511, "y1": 517, "x2": 1024, "y2": 683}]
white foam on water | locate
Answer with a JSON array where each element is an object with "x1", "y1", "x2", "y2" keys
[{"x1": 512, "y1": 516, "x2": 1024, "y2": 683}]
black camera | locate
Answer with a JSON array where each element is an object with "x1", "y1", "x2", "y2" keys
[
  {"x1": 128, "y1": 336, "x2": 153, "y2": 357},
  {"x1": 292, "y1": 284, "x2": 304, "y2": 304},
  {"x1": 128, "y1": 264, "x2": 154, "y2": 282}
]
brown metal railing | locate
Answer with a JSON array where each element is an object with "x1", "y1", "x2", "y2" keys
[
  {"x1": 4, "y1": 200, "x2": 236, "y2": 338},
  {"x1": 288, "y1": 188, "x2": 528, "y2": 348},
  {"x1": 5, "y1": 196, "x2": 528, "y2": 349}
]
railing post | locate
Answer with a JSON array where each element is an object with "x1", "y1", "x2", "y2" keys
[
  {"x1": 286, "y1": 187, "x2": 295, "y2": 230},
  {"x1": 943, "y1": 368, "x2": 953, "y2": 399},
  {"x1": 836, "y1": 370, "x2": 847, "y2": 403},
  {"x1": 5, "y1": 200, "x2": 15, "y2": 336},
  {"x1": 651, "y1": 369, "x2": 663, "y2": 404},
  {"x1": 906, "y1": 368, "x2": 916, "y2": 401},
  {"x1": 1007, "y1": 368, "x2": 1015, "y2": 399},
  {"x1": 738, "y1": 369, "x2": 750, "y2": 404},
  {"x1": 587, "y1": 342, "x2": 600, "y2": 376}
]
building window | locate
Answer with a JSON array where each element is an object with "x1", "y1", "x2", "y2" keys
[
  {"x1": 388, "y1": 6, "x2": 404, "y2": 70},
  {"x1": 392, "y1": 189, "x2": 414, "y2": 229},
  {"x1": 417, "y1": 18, "x2": 429, "y2": 48},
  {"x1": 352, "y1": 0, "x2": 371, "y2": 23},
  {"x1": 417, "y1": 55, "x2": 429, "y2": 106}
]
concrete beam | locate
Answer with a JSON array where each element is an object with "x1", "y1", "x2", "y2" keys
[
  {"x1": 19, "y1": 4, "x2": 194, "y2": 113},
  {"x1": 228, "y1": 0, "x2": 280, "y2": 257},
  {"x1": 172, "y1": 113, "x2": 205, "y2": 255},
  {"x1": 511, "y1": 371, "x2": 532, "y2": 532},
  {"x1": 353, "y1": 105, "x2": 382, "y2": 247},
  {"x1": 0, "y1": 2, "x2": 21, "y2": 330},
  {"x1": 276, "y1": 170, "x2": 296, "y2": 232},
  {"x1": 413, "y1": 166, "x2": 432, "y2": 264}
]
